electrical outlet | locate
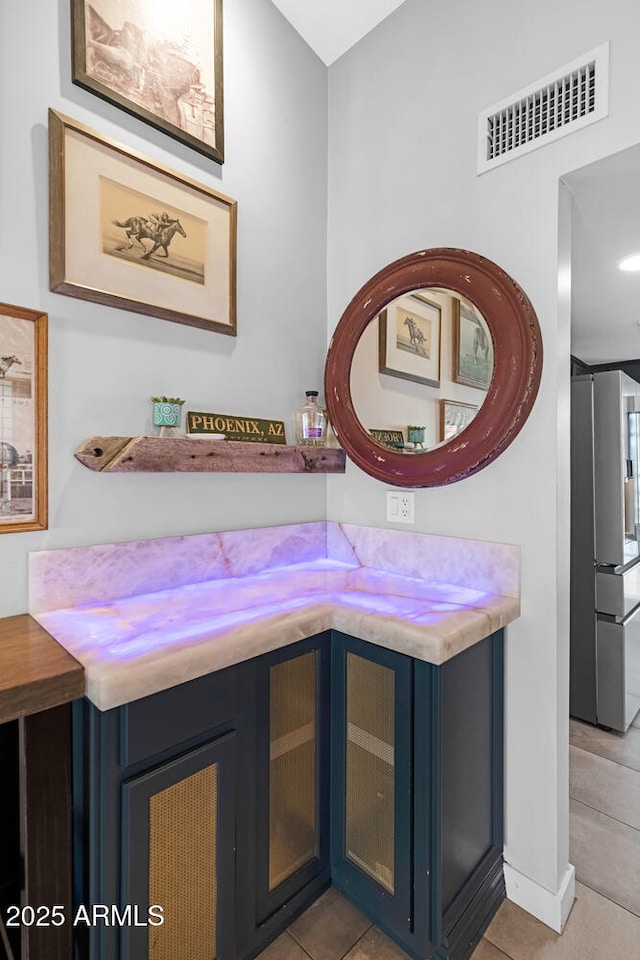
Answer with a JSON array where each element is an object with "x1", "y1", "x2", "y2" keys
[{"x1": 386, "y1": 491, "x2": 415, "y2": 524}]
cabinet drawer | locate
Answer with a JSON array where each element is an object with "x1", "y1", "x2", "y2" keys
[{"x1": 121, "y1": 665, "x2": 240, "y2": 767}]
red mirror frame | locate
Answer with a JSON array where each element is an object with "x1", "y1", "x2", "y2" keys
[{"x1": 324, "y1": 248, "x2": 543, "y2": 487}]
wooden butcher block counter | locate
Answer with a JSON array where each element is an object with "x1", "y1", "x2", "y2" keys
[{"x1": 0, "y1": 614, "x2": 84, "y2": 723}]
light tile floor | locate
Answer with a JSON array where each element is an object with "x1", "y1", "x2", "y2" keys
[{"x1": 258, "y1": 713, "x2": 640, "y2": 960}]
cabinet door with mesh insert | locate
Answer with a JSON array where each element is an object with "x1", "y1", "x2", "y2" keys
[
  {"x1": 330, "y1": 633, "x2": 413, "y2": 940},
  {"x1": 256, "y1": 635, "x2": 330, "y2": 922},
  {"x1": 345, "y1": 651, "x2": 396, "y2": 891},
  {"x1": 120, "y1": 732, "x2": 236, "y2": 960}
]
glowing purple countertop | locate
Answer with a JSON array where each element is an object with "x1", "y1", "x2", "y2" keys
[{"x1": 29, "y1": 523, "x2": 520, "y2": 711}]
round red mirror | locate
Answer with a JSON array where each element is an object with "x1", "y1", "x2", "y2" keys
[{"x1": 324, "y1": 248, "x2": 542, "y2": 487}]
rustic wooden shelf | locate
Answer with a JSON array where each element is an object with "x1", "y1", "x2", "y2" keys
[{"x1": 74, "y1": 436, "x2": 347, "y2": 474}]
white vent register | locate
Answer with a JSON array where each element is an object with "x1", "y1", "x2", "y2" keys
[{"x1": 477, "y1": 43, "x2": 609, "y2": 173}]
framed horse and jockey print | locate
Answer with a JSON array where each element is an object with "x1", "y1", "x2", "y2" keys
[
  {"x1": 452, "y1": 297, "x2": 494, "y2": 389},
  {"x1": 71, "y1": 0, "x2": 224, "y2": 164},
  {"x1": 0, "y1": 303, "x2": 48, "y2": 534},
  {"x1": 378, "y1": 293, "x2": 441, "y2": 387},
  {"x1": 49, "y1": 109, "x2": 237, "y2": 335}
]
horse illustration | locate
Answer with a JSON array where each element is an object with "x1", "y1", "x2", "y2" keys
[
  {"x1": 403, "y1": 316, "x2": 426, "y2": 353},
  {"x1": 141, "y1": 218, "x2": 187, "y2": 260},
  {"x1": 112, "y1": 215, "x2": 187, "y2": 260},
  {"x1": 473, "y1": 324, "x2": 490, "y2": 363},
  {"x1": 0, "y1": 355, "x2": 21, "y2": 378}
]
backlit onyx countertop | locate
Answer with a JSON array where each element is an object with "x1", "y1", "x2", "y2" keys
[
  {"x1": 28, "y1": 522, "x2": 521, "y2": 712},
  {"x1": 0, "y1": 614, "x2": 84, "y2": 724}
]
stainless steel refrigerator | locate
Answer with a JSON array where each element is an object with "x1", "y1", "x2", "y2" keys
[{"x1": 571, "y1": 369, "x2": 640, "y2": 731}]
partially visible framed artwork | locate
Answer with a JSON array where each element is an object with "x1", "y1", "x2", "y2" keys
[
  {"x1": 71, "y1": 0, "x2": 224, "y2": 163},
  {"x1": 378, "y1": 293, "x2": 441, "y2": 387},
  {"x1": 452, "y1": 297, "x2": 493, "y2": 389},
  {"x1": 0, "y1": 304, "x2": 48, "y2": 534},
  {"x1": 439, "y1": 399, "x2": 477, "y2": 443},
  {"x1": 49, "y1": 109, "x2": 237, "y2": 335}
]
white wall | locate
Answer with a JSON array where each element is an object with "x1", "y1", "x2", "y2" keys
[
  {"x1": 327, "y1": 0, "x2": 640, "y2": 928},
  {"x1": 0, "y1": 0, "x2": 327, "y2": 618}
]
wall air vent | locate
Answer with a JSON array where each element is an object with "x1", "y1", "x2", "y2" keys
[{"x1": 477, "y1": 42, "x2": 609, "y2": 174}]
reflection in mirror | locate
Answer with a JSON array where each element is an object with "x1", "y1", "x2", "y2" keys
[
  {"x1": 325, "y1": 247, "x2": 542, "y2": 487},
  {"x1": 350, "y1": 289, "x2": 494, "y2": 453}
]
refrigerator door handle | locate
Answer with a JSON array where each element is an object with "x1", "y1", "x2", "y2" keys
[
  {"x1": 597, "y1": 601, "x2": 640, "y2": 626},
  {"x1": 621, "y1": 600, "x2": 640, "y2": 626},
  {"x1": 596, "y1": 552, "x2": 640, "y2": 576}
]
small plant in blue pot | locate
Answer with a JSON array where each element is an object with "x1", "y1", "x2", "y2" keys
[
  {"x1": 151, "y1": 396, "x2": 185, "y2": 436},
  {"x1": 407, "y1": 425, "x2": 426, "y2": 449}
]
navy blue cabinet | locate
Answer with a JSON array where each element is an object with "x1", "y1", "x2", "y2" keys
[
  {"x1": 121, "y1": 732, "x2": 237, "y2": 960},
  {"x1": 254, "y1": 635, "x2": 331, "y2": 924},
  {"x1": 331, "y1": 634, "x2": 414, "y2": 939},
  {"x1": 237, "y1": 633, "x2": 332, "y2": 960},
  {"x1": 73, "y1": 629, "x2": 503, "y2": 960},
  {"x1": 73, "y1": 634, "x2": 331, "y2": 960},
  {"x1": 73, "y1": 661, "x2": 248, "y2": 960},
  {"x1": 331, "y1": 631, "x2": 505, "y2": 960}
]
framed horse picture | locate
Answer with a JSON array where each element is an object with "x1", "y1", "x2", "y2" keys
[
  {"x1": 71, "y1": 0, "x2": 224, "y2": 164},
  {"x1": 452, "y1": 297, "x2": 493, "y2": 390},
  {"x1": 49, "y1": 109, "x2": 237, "y2": 335},
  {"x1": 0, "y1": 303, "x2": 48, "y2": 534},
  {"x1": 378, "y1": 293, "x2": 441, "y2": 387}
]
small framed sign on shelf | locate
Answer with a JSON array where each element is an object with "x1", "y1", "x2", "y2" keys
[
  {"x1": 187, "y1": 411, "x2": 287, "y2": 444},
  {"x1": 369, "y1": 429, "x2": 404, "y2": 451}
]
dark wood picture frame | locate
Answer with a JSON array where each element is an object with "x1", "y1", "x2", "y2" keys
[
  {"x1": 49, "y1": 109, "x2": 237, "y2": 336},
  {"x1": 0, "y1": 303, "x2": 48, "y2": 533},
  {"x1": 378, "y1": 293, "x2": 441, "y2": 388},
  {"x1": 71, "y1": 0, "x2": 224, "y2": 164}
]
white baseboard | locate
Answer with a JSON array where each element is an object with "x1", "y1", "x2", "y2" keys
[{"x1": 503, "y1": 861, "x2": 576, "y2": 933}]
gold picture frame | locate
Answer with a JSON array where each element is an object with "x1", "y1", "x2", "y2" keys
[
  {"x1": 0, "y1": 303, "x2": 48, "y2": 534},
  {"x1": 71, "y1": 0, "x2": 224, "y2": 164},
  {"x1": 49, "y1": 109, "x2": 237, "y2": 335},
  {"x1": 378, "y1": 293, "x2": 441, "y2": 387}
]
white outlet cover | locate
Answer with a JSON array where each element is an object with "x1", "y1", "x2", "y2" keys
[{"x1": 386, "y1": 491, "x2": 415, "y2": 524}]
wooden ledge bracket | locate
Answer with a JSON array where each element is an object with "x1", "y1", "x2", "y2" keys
[{"x1": 74, "y1": 436, "x2": 347, "y2": 474}]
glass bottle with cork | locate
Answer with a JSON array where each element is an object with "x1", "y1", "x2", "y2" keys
[{"x1": 295, "y1": 390, "x2": 327, "y2": 445}]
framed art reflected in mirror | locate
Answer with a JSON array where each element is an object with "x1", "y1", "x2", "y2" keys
[
  {"x1": 439, "y1": 399, "x2": 477, "y2": 443},
  {"x1": 379, "y1": 293, "x2": 441, "y2": 387},
  {"x1": 452, "y1": 298, "x2": 493, "y2": 389}
]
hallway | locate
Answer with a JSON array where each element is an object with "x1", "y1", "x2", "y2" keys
[{"x1": 257, "y1": 714, "x2": 640, "y2": 960}]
